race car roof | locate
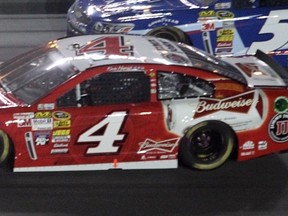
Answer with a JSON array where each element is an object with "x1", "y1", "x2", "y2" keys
[
  {"x1": 54, "y1": 34, "x2": 287, "y2": 87},
  {"x1": 55, "y1": 34, "x2": 247, "y2": 83},
  {"x1": 55, "y1": 34, "x2": 192, "y2": 71}
]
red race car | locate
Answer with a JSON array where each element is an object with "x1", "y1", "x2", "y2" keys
[{"x1": 0, "y1": 34, "x2": 287, "y2": 172}]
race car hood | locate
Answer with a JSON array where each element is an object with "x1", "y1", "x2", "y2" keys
[
  {"x1": 223, "y1": 50, "x2": 288, "y2": 87},
  {"x1": 78, "y1": 0, "x2": 202, "y2": 18}
]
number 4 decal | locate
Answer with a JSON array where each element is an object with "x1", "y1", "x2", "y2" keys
[
  {"x1": 77, "y1": 111, "x2": 127, "y2": 154},
  {"x1": 78, "y1": 36, "x2": 134, "y2": 56}
]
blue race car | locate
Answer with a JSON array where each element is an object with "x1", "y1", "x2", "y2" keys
[{"x1": 67, "y1": 0, "x2": 288, "y2": 67}]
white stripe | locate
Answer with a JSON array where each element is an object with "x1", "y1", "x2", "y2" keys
[{"x1": 13, "y1": 160, "x2": 178, "y2": 172}]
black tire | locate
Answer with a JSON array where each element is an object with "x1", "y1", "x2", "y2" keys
[
  {"x1": 0, "y1": 130, "x2": 13, "y2": 171},
  {"x1": 147, "y1": 26, "x2": 191, "y2": 45},
  {"x1": 179, "y1": 121, "x2": 236, "y2": 170}
]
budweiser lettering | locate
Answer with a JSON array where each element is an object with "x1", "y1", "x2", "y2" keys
[{"x1": 196, "y1": 95, "x2": 253, "y2": 113}]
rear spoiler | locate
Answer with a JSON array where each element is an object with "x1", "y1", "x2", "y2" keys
[{"x1": 255, "y1": 50, "x2": 288, "y2": 86}]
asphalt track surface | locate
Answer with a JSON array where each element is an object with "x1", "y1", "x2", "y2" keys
[
  {"x1": 1, "y1": 154, "x2": 288, "y2": 216},
  {"x1": 1, "y1": 12, "x2": 288, "y2": 216}
]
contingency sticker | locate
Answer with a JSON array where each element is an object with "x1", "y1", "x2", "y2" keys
[
  {"x1": 269, "y1": 113, "x2": 288, "y2": 143},
  {"x1": 31, "y1": 118, "x2": 53, "y2": 131}
]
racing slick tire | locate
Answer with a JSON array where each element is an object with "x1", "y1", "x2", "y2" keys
[
  {"x1": 0, "y1": 130, "x2": 13, "y2": 171},
  {"x1": 179, "y1": 121, "x2": 236, "y2": 170},
  {"x1": 147, "y1": 26, "x2": 191, "y2": 45}
]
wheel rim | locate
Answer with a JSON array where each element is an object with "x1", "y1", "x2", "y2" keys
[{"x1": 190, "y1": 128, "x2": 223, "y2": 163}]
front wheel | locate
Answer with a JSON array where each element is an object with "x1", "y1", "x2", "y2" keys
[
  {"x1": 0, "y1": 130, "x2": 13, "y2": 171},
  {"x1": 179, "y1": 121, "x2": 236, "y2": 170}
]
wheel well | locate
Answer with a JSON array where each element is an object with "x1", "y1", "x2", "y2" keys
[
  {"x1": 0, "y1": 131, "x2": 15, "y2": 172},
  {"x1": 147, "y1": 26, "x2": 192, "y2": 45}
]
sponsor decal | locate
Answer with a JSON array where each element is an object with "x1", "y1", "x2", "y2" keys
[
  {"x1": 274, "y1": 96, "x2": 288, "y2": 113},
  {"x1": 52, "y1": 130, "x2": 71, "y2": 143},
  {"x1": 34, "y1": 131, "x2": 50, "y2": 146},
  {"x1": 216, "y1": 28, "x2": 234, "y2": 53},
  {"x1": 141, "y1": 153, "x2": 177, "y2": 161},
  {"x1": 160, "y1": 155, "x2": 177, "y2": 160},
  {"x1": 13, "y1": 112, "x2": 34, "y2": 119},
  {"x1": 13, "y1": 112, "x2": 34, "y2": 127},
  {"x1": 31, "y1": 118, "x2": 53, "y2": 131},
  {"x1": 52, "y1": 135, "x2": 71, "y2": 143},
  {"x1": 215, "y1": 11, "x2": 235, "y2": 55},
  {"x1": 240, "y1": 151, "x2": 255, "y2": 157},
  {"x1": 199, "y1": 10, "x2": 216, "y2": 19},
  {"x1": 17, "y1": 119, "x2": 32, "y2": 128},
  {"x1": 35, "y1": 112, "x2": 52, "y2": 119},
  {"x1": 37, "y1": 103, "x2": 55, "y2": 110},
  {"x1": 195, "y1": 91, "x2": 254, "y2": 118},
  {"x1": 141, "y1": 155, "x2": 157, "y2": 160},
  {"x1": 242, "y1": 141, "x2": 254, "y2": 150},
  {"x1": 216, "y1": 11, "x2": 234, "y2": 19},
  {"x1": 148, "y1": 18, "x2": 179, "y2": 28},
  {"x1": 53, "y1": 143, "x2": 69, "y2": 148},
  {"x1": 52, "y1": 111, "x2": 71, "y2": 120},
  {"x1": 258, "y1": 141, "x2": 268, "y2": 150},
  {"x1": 50, "y1": 148, "x2": 69, "y2": 154},
  {"x1": 269, "y1": 113, "x2": 288, "y2": 143},
  {"x1": 54, "y1": 120, "x2": 71, "y2": 128},
  {"x1": 138, "y1": 138, "x2": 179, "y2": 154},
  {"x1": 201, "y1": 22, "x2": 216, "y2": 32},
  {"x1": 215, "y1": 2, "x2": 231, "y2": 9},
  {"x1": 53, "y1": 129, "x2": 70, "y2": 136}
]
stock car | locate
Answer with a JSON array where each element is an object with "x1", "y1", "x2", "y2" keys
[
  {"x1": 0, "y1": 34, "x2": 288, "y2": 172},
  {"x1": 67, "y1": 0, "x2": 288, "y2": 68}
]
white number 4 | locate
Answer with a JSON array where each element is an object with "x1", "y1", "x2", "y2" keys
[{"x1": 77, "y1": 111, "x2": 127, "y2": 154}]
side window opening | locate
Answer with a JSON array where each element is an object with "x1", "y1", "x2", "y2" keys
[
  {"x1": 232, "y1": 0, "x2": 255, "y2": 9},
  {"x1": 57, "y1": 71, "x2": 150, "y2": 107},
  {"x1": 259, "y1": 0, "x2": 288, "y2": 7},
  {"x1": 233, "y1": 0, "x2": 288, "y2": 8},
  {"x1": 157, "y1": 72, "x2": 214, "y2": 100}
]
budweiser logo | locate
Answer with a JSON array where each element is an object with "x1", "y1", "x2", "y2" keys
[
  {"x1": 195, "y1": 91, "x2": 255, "y2": 117},
  {"x1": 138, "y1": 138, "x2": 179, "y2": 154}
]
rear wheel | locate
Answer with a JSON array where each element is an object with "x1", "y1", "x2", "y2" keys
[
  {"x1": 147, "y1": 26, "x2": 191, "y2": 45},
  {"x1": 0, "y1": 130, "x2": 13, "y2": 171},
  {"x1": 180, "y1": 121, "x2": 236, "y2": 170}
]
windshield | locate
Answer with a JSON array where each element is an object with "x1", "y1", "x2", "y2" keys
[
  {"x1": 177, "y1": 43, "x2": 247, "y2": 84},
  {"x1": 0, "y1": 46, "x2": 79, "y2": 104}
]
